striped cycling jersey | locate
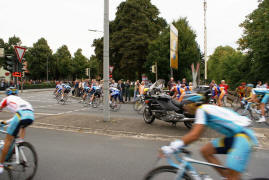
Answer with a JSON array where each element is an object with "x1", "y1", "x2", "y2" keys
[
  {"x1": 195, "y1": 104, "x2": 258, "y2": 145},
  {"x1": 252, "y1": 88, "x2": 269, "y2": 95}
]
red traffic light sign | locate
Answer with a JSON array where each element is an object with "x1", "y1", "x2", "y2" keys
[{"x1": 14, "y1": 46, "x2": 26, "y2": 63}]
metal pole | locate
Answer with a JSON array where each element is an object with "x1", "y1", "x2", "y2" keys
[
  {"x1": 47, "y1": 56, "x2": 49, "y2": 82},
  {"x1": 204, "y1": 0, "x2": 208, "y2": 82},
  {"x1": 170, "y1": 68, "x2": 173, "y2": 78},
  {"x1": 103, "y1": 0, "x2": 110, "y2": 122}
]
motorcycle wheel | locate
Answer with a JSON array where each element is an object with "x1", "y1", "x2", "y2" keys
[
  {"x1": 184, "y1": 122, "x2": 193, "y2": 129},
  {"x1": 143, "y1": 107, "x2": 155, "y2": 124}
]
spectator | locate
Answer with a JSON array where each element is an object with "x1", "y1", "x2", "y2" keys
[
  {"x1": 182, "y1": 78, "x2": 188, "y2": 86},
  {"x1": 117, "y1": 80, "x2": 124, "y2": 103},
  {"x1": 124, "y1": 80, "x2": 131, "y2": 102},
  {"x1": 139, "y1": 81, "x2": 145, "y2": 95},
  {"x1": 256, "y1": 81, "x2": 263, "y2": 88},
  {"x1": 167, "y1": 77, "x2": 175, "y2": 90},
  {"x1": 133, "y1": 80, "x2": 140, "y2": 101}
]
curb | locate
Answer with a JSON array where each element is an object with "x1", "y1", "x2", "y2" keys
[{"x1": 32, "y1": 122, "x2": 269, "y2": 150}]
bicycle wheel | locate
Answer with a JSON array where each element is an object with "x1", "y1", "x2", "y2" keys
[
  {"x1": 235, "y1": 107, "x2": 254, "y2": 120},
  {"x1": 144, "y1": 166, "x2": 193, "y2": 180},
  {"x1": 110, "y1": 102, "x2": 121, "y2": 112},
  {"x1": 92, "y1": 97, "x2": 100, "y2": 108},
  {"x1": 7, "y1": 142, "x2": 38, "y2": 180}
]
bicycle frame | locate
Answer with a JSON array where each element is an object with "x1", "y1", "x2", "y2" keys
[
  {"x1": 165, "y1": 150, "x2": 226, "y2": 180},
  {"x1": 0, "y1": 127, "x2": 28, "y2": 167}
]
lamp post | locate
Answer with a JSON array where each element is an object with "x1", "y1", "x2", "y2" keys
[{"x1": 87, "y1": 0, "x2": 110, "y2": 122}]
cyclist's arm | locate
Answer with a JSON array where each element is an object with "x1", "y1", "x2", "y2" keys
[{"x1": 181, "y1": 108, "x2": 206, "y2": 145}]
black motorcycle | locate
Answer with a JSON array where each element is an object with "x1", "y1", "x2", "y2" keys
[{"x1": 142, "y1": 93, "x2": 196, "y2": 129}]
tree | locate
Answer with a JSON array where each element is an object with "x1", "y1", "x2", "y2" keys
[
  {"x1": 92, "y1": 0, "x2": 166, "y2": 80},
  {"x1": 72, "y1": 49, "x2": 90, "y2": 80},
  {"x1": 207, "y1": 46, "x2": 247, "y2": 89},
  {"x1": 238, "y1": 0, "x2": 269, "y2": 82},
  {"x1": 53, "y1": 45, "x2": 72, "y2": 80},
  {"x1": 25, "y1": 38, "x2": 53, "y2": 80},
  {"x1": 145, "y1": 18, "x2": 201, "y2": 83},
  {"x1": 0, "y1": 36, "x2": 22, "y2": 70},
  {"x1": 88, "y1": 55, "x2": 101, "y2": 79}
]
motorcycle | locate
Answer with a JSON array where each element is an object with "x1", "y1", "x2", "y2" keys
[{"x1": 142, "y1": 80, "x2": 196, "y2": 129}]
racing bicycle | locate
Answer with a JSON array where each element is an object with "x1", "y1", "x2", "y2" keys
[
  {"x1": 0, "y1": 124, "x2": 38, "y2": 180},
  {"x1": 144, "y1": 148, "x2": 267, "y2": 180}
]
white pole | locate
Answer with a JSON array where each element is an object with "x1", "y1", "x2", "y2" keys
[
  {"x1": 204, "y1": 0, "x2": 208, "y2": 82},
  {"x1": 103, "y1": 0, "x2": 110, "y2": 122}
]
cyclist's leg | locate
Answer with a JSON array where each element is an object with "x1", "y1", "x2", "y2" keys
[
  {"x1": 218, "y1": 92, "x2": 225, "y2": 106},
  {"x1": 200, "y1": 141, "x2": 228, "y2": 178},
  {"x1": 258, "y1": 94, "x2": 269, "y2": 122},
  {"x1": 225, "y1": 134, "x2": 252, "y2": 180}
]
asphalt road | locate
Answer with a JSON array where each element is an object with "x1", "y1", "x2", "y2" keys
[
  {"x1": 0, "y1": 128, "x2": 269, "y2": 180},
  {"x1": 1, "y1": 90, "x2": 268, "y2": 129}
]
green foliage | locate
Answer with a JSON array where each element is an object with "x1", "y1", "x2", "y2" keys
[
  {"x1": 207, "y1": 46, "x2": 247, "y2": 89},
  {"x1": 238, "y1": 0, "x2": 269, "y2": 82},
  {"x1": 146, "y1": 18, "x2": 201, "y2": 82},
  {"x1": 88, "y1": 55, "x2": 101, "y2": 79},
  {"x1": 0, "y1": 36, "x2": 22, "y2": 70},
  {"x1": 72, "y1": 49, "x2": 90, "y2": 79},
  {"x1": 53, "y1": 45, "x2": 72, "y2": 80},
  {"x1": 92, "y1": 0, "x2": 166, "y2": 80},
  {"x1": 25, "y1": 38, "x2": 53, "y2": 80}
]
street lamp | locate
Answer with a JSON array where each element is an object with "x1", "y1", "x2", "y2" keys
[
  {"x1": 88, "y1": 29, "x2": 103, "y2": 33},
  {"x1": 204, "y1": 0, "x2": 208, "y2": 82}
]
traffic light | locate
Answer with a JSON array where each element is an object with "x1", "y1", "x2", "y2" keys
[
  {"x1": 18, "y1": 58, "x2": 26, "y2": 72},
  {"x1": 5, "y1": 55, "x2": 15, "y2": 72}
]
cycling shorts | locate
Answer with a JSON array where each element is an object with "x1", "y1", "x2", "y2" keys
[
  {"x1": 7, "y1": 110, "x2": 34, "y2": 137},
  {"x1": 211, "y1": 133, "x2": 252, "y2": 172},
  {"x1": 261, "y1": 94, "x2": 269, "y2": 104}
]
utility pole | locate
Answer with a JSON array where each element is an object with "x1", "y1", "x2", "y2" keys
[
  {"x1": 204, "y1": 0, "x2": 208, "y2": 83},
  {"x1": 47, "y1": 56, "x2": 49, "y2": 82},
  {"x1": 103, "y1": 0, "x2": 110, "y2": 122}
]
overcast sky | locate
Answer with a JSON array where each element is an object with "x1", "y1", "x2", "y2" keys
[{"x1": 0, "y1": 0, "x2": 259, "y2": 58}]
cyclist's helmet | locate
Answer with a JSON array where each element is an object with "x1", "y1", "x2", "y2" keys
[
  {"x1": 182, "y1": 90, "x2": 211, "y2": 106},
  {"x1": 6, "y1": 87, "x2": 18, "y2": 96}
]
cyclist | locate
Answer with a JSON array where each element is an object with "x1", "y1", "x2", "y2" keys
[
  {"x1": 80, "y1": 86, "x2": 91, "y2": 103},
  {"x1": 160, "y1": 92, "x2": 258, "y2": 180},
  {"x1": 212, "y1": 84, "x2": 225, "y2": 106},
  {"x1": 109, "y1": 87, "x2": 120, "y2": 105},
  {"x1": 60, "y1": 83, "x2": 71, "y2": 101},
  {"x1": 185, "y1": 82, "x2": 193, "y2": 94},
  {"x1": 170, "y1": 83, "x2": 186, "y2": 102},
  {"x1": 236, "y1": 82, "x2": 246, "y2": 100},
  {"x1": 0, "y1": 87, "x2": 34, "y2": 174},
  {"x1": 250, "y1": 87, "x2": 269, "y2": 123},
  {"x1": 90, "y1": 81, "x2": 102, "y2": 104}
]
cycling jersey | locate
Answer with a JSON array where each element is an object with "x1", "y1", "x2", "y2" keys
[
  {"x1": 185, "y1": 86, "x2": 192, "y2": 94},
  {"x1": 56, "y1": 84, "x2": 61, "y2": 89},
  {"x1": 252, "y1": 88, "x2": 269, "y2": 104},
  {"x1": 84, "y1": 86, "x2": 90, "y2": 93},
  {"x1": 212, "y1": 85, "x2": 224, "y2": 97},
  {"x1": 195, "y1": 104, "x2": 258, "y2": 172},
  {"x1": 0, "y1": 95, "x2": 33, "y2": 113},
  {"x1": 176, "y1": 86, "x2": 185, "y2": 97},
  {"x1": 110, "y1": 87, "x2": 120, "y2": 97},
  {"x1": 0, "y1": 95, "x2": 34, "y2": 136}
]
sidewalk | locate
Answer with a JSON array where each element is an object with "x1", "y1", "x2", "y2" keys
[{"x1": 33, "y1": 112, "x2": 269, "y2": 150}]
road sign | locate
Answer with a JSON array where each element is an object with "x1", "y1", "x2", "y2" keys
[
  {"x1": 12, "y1": 72, "x2": 21, "y2": 77},
  {"x1": 14, "y1": 46, "x2": 26, "y2": 63},
  {"x1": 109, "y1": 66, "x2": 114, "y2": 74},
  {"x1": 5, "y1": 72, "x2": 10, "y2": 76}
]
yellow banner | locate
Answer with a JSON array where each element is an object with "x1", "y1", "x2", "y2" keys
[{"x1": 170, "y1": 24, "x2": 178, "y2": 70}]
